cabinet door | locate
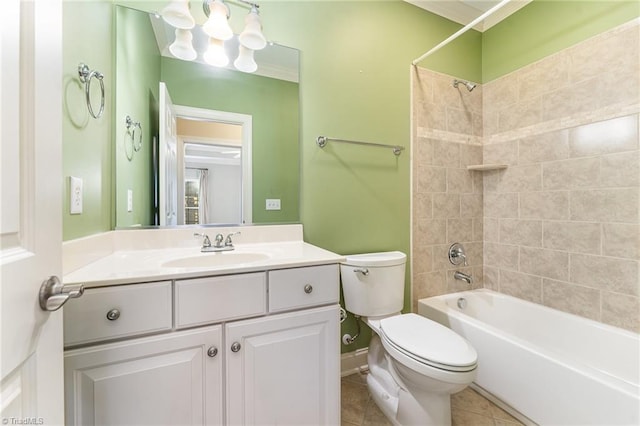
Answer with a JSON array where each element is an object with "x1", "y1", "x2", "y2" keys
[
  {"x1": 226, "y1": 305, "x2": 340, "y2": 425},
  {"x1": 65, "y1": 326, "x2": 223, "y2": 426}
]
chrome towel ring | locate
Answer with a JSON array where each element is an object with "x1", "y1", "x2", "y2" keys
[
  {"x1": 125, "y1": 115, "x2": 143, "y2": 152},
  {"x1": 78, "y1": 62, "x2": 105, "y2": 119}
]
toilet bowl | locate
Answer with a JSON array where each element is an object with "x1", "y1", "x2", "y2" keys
[{"x1": 340, "y1": 252, "x2": 477, "y2": 425}]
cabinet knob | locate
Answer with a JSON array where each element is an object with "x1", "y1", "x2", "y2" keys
[
  {"x1": 230, "y1": 342, "x2": 241, "y2": 353},
  {"x1": 106, "y1": 309, "x2": 120, "y2": 321},
  {"x1": 304, "y1": 284, "x2": 313, "y2": 294},
  {"x1": 207, "y1": 346, "x2": 218, "y2": 358}
]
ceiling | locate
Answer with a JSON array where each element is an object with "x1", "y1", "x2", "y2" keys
[{"x1": 405, "y1": 0, "x2": 532, "y2": 32}]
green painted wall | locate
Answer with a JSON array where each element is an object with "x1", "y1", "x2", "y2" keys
[
  {"x1": 114, "y1": 6, "x2": 161, "y2": 228},
  {"x1": 261, "y1": 1, "x2": 482, "y2": 352},
  {"x1": 61, "y1": 1, "x2": 637, "y2": 353},
  {"x1": 62, "y1": 0, "x2": 114, "y2": 241},
  {"x1": 482, "y1": 0, "x2": 640, "y2": 82},
  {"x1": 160, "y1": 57, "x2": 300, "y2": 224}
]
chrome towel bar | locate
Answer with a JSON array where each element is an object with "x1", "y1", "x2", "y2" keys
[{"x1": 316, "y1": 135, "x2": 404, "y2": 156}]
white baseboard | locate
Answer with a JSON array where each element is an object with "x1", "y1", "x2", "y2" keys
[{"x1": 341, "y1": 348, "x2": 368, "y2": 377}]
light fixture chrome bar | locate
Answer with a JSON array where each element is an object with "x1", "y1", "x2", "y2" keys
[
  {"x1": 316, "y1": 136, "x2": 405, "y2": 156},
  {"x1": 412, "y1": 0, "x2": 512, "y2": 65},
  {"x1": 203, "y1": 0, "x2": 259, "y2": 17},
  {"x1": 235, "y1": 0, "x2": 260, "y2": 9}
]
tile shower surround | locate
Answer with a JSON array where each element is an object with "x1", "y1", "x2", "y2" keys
[{"x1": 412, "y1": 20, "x2": 639, "y2": 332}]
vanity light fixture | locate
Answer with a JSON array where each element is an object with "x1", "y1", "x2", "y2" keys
[
  {"x1": 204, "y1": 37, "x2": 229, "y2": 67},
  {"x1": 161, "y1": 0, "x2": 195, "y2": 29},
  {"x1": 203, "y1": 0, "x2": 233, "y2": 41},
  {"x1": 169, "y1": 28, "x2": 198, "y2": 61},
  {"x1": 238, "y1": 5, "x2": 266, "y2": 50},
  {"x1": 233, "y1": 45, "x2": 257, "y2": 73},
  {"x1": 161, "y1": 0, "x2": 266, "y2": 72},
  {"x1": 202, "y1": 0, "x2": 266, "y2": 72}
]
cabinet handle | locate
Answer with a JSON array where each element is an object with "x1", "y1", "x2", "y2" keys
[
  {"x1": 106, "y1": 309, "x2": 120, "y2": 321},
  {"x1": 207, "y1": 346, "x2": 218, "y2": 358},
  {"x1": 304, "y1": 284, "x2": 313, "y2": 294},
  {"x1": 230, "y1": 342, "x2": 241, "y2": 353}
]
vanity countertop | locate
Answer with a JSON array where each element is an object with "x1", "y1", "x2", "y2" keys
[{"x1": 63, "y1": 239, "x2": 345, "y2": 288}]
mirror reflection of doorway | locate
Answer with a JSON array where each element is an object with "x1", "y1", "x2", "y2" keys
[
  {"x1": 182, "y1": 142, "x2": 242, "y2": 224},
  {"x1": 160, "y1": 82, "x2": 253, "y2": 226},
  {"x1": 172, "y1": 108, "x2": 252, "y2": 225}
]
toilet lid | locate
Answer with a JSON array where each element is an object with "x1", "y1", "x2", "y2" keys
[{"x1": 379, "y1": 314, "x2": 477, "y2": 371}]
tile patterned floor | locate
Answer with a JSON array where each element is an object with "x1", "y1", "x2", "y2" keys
[{"x1": 341, "y1": 372, "x2": 524, "y2": 426}]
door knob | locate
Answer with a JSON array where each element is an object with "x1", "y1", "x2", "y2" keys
[
  {"x1": 230, "y1": 342, "x2": 241, "y2": 352},
  {"x1": 39, "y1": 276, "x2": 84, "y2": 311}
]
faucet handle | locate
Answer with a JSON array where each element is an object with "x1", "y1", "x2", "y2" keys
[
  {"x1": 225, "y1": 231, "x2": 241, "y2": 247},
  {"x1": 193, "y1": 232, "x2": 212, "y2": 248},
  {"x1": 448, "y1": 243, "x2": 468, "y2": 266}
]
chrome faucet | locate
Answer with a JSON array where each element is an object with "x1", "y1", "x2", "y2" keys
[
  {"x1": 194, "y1": 231, "x2": 240, "y2": 252},
  {"x1": 454, "y1": 271, "x2": 473, "y2": 285},
  {"x1": 194, "y1": 232, "x2": 212, "y2": 250},
  {"x1": 224, "y1": 231, "x2": 241, "y2": 247}
]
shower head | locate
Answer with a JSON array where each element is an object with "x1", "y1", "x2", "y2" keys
[{"x1": 453, "y1": 79, "x2": 477, "y2": 92}]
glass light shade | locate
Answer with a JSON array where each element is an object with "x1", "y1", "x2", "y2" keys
[
  {"x1": 203, "y1": 0, "x2": 233, "y2": 41},
  {"x1": 161, "y1": 0, "x2": 195, "y2": 29},
  {"x1": 238, "y1": 8, "x2": 266, "y2": 51},
  {"x1": 204, "y1": 38, "x2": 229, "y2": 67},
  {"x1": 234, "y1": 45, "x2": 257, "y2": 73},
  {"x1": 169, "y1": 28, "x2": 197, "y2": 61}
]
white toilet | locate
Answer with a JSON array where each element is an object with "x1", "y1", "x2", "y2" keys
[{"x1": 340, "y1": 251, "x2": 477, "y2": 426}]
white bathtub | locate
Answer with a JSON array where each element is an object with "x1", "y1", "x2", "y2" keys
[{"x1": 418, "y1": 289, "x2": 640, "y2": 425}]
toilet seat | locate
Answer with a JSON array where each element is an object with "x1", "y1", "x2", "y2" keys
[{"x1": 379, "y1": 314, "x2": 477, "y2": 373}]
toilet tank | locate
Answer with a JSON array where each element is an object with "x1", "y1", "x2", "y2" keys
[{"x1": 340, "y1": 251, "x2": 406, "y2": 317}]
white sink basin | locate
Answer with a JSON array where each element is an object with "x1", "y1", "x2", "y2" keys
[{"x1": 162, "y1": 252, "x2": 270, "y2": 268}]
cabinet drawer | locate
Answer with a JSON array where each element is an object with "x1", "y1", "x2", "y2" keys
[
  {"x1": 64, "y1": 281, "x2": 172, "y2": 347},
  {"x1": 175, "y1": 273, "x2": 266, "y2": 329},
  {"x1": 268, "y1": 264, "x2": 339, "y2": 312}
]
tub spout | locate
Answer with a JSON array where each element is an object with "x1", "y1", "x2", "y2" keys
[{"x1": 454, "y1": 271, "x2": 473, "y2": 285}]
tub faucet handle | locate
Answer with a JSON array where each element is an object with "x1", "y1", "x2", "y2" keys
[{"x1": 449, "y1": 243, "x2": 468, "y2": 266}]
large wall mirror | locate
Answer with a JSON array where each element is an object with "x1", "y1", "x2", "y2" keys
[{"x1": 114, "y1": 5, "x2": 300, "y2": 228}]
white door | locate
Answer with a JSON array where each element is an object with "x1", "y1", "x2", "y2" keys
[
  {"x1": 159, "y1": 82, "x2": 177, "y2": 226},
  {"x1": 64, "y1": 326, "x2": 223, "y2": 426},
  {"x1": 226, "y1": 305, "x2": 340, "y2": 425},
  {"x1": 1, "y1": 0, "x2": 64, "y2": 424}
]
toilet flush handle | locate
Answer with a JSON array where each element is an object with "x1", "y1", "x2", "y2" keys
[{"x1": 353, "y1": 268, "x2": 369, "y2": 276}]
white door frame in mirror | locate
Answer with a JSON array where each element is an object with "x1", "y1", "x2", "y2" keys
[{"x1": 173, "y1": 105, "x2": 253, "y2": 225}]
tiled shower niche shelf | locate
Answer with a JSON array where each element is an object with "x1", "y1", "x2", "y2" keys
[{"x1": 466, "y1": 164, "x2": 509, "y2": 171}]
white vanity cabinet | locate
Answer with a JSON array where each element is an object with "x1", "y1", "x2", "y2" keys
[
  {"x1": 64, "y1": 325, "x2": 223, "y2": 425},
  {"x1": 63, "y1": 264, "x2": 340, "y2": 426},
  {"x1": 226, "y1": 305, "x2": 339, "y2": 425}
]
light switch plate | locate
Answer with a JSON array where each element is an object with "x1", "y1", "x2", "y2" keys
[
  {"x1": 69, "y1": 176, "x2": 83, "y2": 214},
  {"x1": 265, "y1": 199, "x2": 281, "y2": 210}
]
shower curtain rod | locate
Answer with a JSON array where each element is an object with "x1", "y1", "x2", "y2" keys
[{"x1": 412, "y1": 0, "x2": 512, "y2": 65}]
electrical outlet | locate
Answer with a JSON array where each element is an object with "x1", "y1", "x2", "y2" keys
[
  {"x1": 127, "y1": 189, "x2": 133, "y2": 212},
  {"x1": 69, "y1": 176, "x2": 83, "y2": 214},
  {"x1": 265, "y1": 199, "x2": 281, "y2": 210}
]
